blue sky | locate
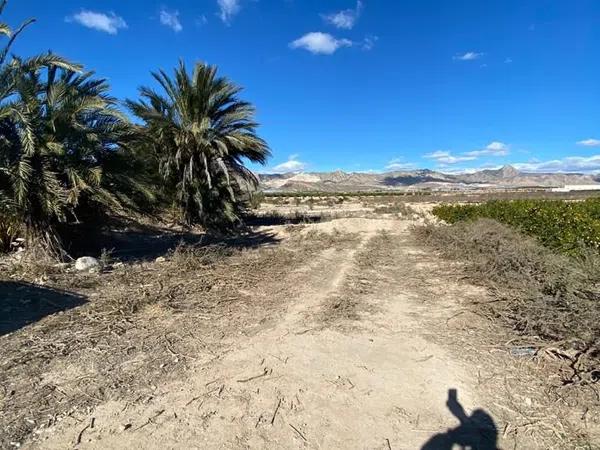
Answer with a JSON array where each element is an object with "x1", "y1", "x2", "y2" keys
[{"x1": 5, "y1": 0, "x2": 600, "y2": 173}]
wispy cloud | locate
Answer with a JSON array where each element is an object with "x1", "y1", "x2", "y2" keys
[
  {"x1": 453, "y1": 51, "x2": 484, "y2": 61},
  {"x1": 160, "y1": 8, "x2": 182, "y2": 32},
  {"x1": 218, "y1": 0, "x2": 241, "y2": 24},
  {"x1": 514, "y1": 155, "x2": 600, "y2": 173},
  {"x1": 66, "y1": 10, "x2": 127, "y2": 35},
  {"x1": 577, "y1": 138, "x2": 600, "y2": 147},
  {"x1": 424, "y1": 150, "x2": 477, "y2": 165},
  {"x1": 271, "y1": 155, "x2": 307, "y2": 173},
  {"x1": 322, "y1": 1, "x2": 363, "y2": 30},
  {"x1": 386, "y1": 158, "x2": 416, "y2": 171},
  {"x1": 504, "y1": 57, "x2": 513, "y2": 64},
  {"x1": 424, "y1": 142, "x2": 510, "y2": 166},
  {"x1": 362, "y1": 35, "x2": 378, "y2": 51},
  {"x1": 465, "y1": 141, "x2": 510, "y2": 157},
  {"x1": 290, "y1": 32, "x2": 352, "y2": 55}
]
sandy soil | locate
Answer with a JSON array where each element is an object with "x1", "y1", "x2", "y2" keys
[{"x1": 14, "y1": 214, "x2": 591, "y2": 450}]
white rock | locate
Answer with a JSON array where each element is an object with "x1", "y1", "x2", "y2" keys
[
  {"x1": 75, "y1": 256, "x2": 101, "y2": 272},
  {"x1": 155, "y1": 256, "x2": 166, "y2": 263}
]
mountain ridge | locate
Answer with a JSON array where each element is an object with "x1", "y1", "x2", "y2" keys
[{"x1": 259, "y1": 165, "x2": 600, "y2": 192}]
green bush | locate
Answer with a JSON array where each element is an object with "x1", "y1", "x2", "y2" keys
[{"x1": 432, "y1": 198, "x2": 600, "y2": 255}]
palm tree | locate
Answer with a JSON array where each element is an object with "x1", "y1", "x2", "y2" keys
[
  {"x1": 126, "y1": 61, "x2": 271, "y2": 230},
  {"x1": 0, "y1": 65, "x2": 134, "y2": 256}
]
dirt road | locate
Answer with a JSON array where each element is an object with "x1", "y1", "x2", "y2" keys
[{"x1": 25, "y1": 217, "x2": 586, "y2": 449}]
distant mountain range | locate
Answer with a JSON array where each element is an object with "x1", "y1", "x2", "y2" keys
[{"x1": 259, "y1": 165, "x2": 600, "y2": 192}]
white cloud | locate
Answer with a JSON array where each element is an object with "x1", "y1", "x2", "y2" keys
[
  {"x1": 386, "y1": 158, "x2": 416, "y2": 171},
  {"x1": 513, "y1": 155, "x2": 600, "y2": 173},
  {"x1": 322, "y1": 1, "x2": 363, "y2": 30},
  {"x1": 290, "y1": 32, "x2": 352, "y2": 55},
  {"x1": 271, "y1": 155, "x2": 307, "y2": 173},
  {"x1": 196, "y1": 15, "x2": 208, "y2": 26},
  {"x1": 465, "y1": 141, "x2": 510, "y2": 157},
  {"x1": 160, "y1": 9, "x2": 182, "y2": 32},
  {"x1": 218, "y1": 0, "x2": 241, "y2": 24},
  {"x1": 424, "y1": 150, "x2": 477, "y2": 165},
  {"x1": 66, "y1": 10, "x2": 127, "y2": 35},
  {"x1": 362, "y1": 35, "x2": 378, "y2": 51},
  {"x1": 453, "y1": 51, "x2": 483, "y2": 61},
  {"x1": 577, "y1": 138, "x2": 600, "y2": 147}
]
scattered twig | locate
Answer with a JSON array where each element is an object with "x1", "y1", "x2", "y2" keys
[
  {"x1": 385, "y1": 438, "x2": 392, "y2": 450},
  {"x1": 270, "y1": 398, "x2": 282, "y2": 425},
  {"x1": 185, "y1": 396, "x2": 203, "y2": 407},
  {"x1": 134, "y1": 409, "x2": 165, "y2": 431},
  {"x1": 445, "y1": 311, "x2": 465, "y2": 325},
  {"x1": 289, "y1": 423, "x2": 307, "y2": 442},
  {"x1": 237, "y1": 368, "x2": 270, "y2": 383},
  {"x1": 75, "y1": 417, "x2": 95, "y2": 446}
]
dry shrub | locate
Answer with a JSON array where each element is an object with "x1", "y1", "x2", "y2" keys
[
  {"x1": 414, "y1": 218, "x2": 600, "y2": 382},
  {"x1": 373, "y1": 202, "x2": 414, "y2": 216},
  {"x1": 169, "y1": 240, "x2": 233, "y2": 270}
]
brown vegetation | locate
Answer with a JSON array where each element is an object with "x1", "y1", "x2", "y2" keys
[{"x1": 414, "y1": 218, "x2": 600, "y2": 384}]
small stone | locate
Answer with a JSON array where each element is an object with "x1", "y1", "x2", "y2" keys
[
  {"x1": 155, "y1": 256, "x2": 167, "y2": 263},
  {"x1": 75, "y1": 256, "x2": 101, "y2": 272}
]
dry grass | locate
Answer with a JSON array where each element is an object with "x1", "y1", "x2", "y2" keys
[
  {"x1": 0, "y1": 231, "x2": 355, "y2": 448},
  {"x1": 414, "y1": 218, "x2": 600, "y2": 384},
  {"x1": 371, "y1": 202, "x2": 415, "y2": 216}
]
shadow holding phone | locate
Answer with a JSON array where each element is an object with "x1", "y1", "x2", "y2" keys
[{"x1": 420, "y1": 389, "x2": 498, "y2": 450}]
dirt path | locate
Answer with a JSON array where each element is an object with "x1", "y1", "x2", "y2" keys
[{"x1": 29, "y1": 218, "x2": 557, "y2": 449}]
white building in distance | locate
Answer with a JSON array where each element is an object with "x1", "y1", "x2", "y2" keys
[{"x1": 551, "y1": 185, "x2": 600, "y2": 192}]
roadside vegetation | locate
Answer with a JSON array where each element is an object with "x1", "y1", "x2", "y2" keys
[
  {"x1": 433, "y1": 198, "x2": 600, "y2": 256},
  {"x1": 419, "y1": 207, "x2": 600, "y2": 383},
  {"x1": 0, "y1": 2, "x2": 269, "y2": 259}
]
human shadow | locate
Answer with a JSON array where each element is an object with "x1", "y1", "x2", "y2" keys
[
  {"x1": 421, "y1": 389, "x2": 498, "y2": 450},
  {"x1": 0, "y1": 281, "x2": 87, "y2": 336}
]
